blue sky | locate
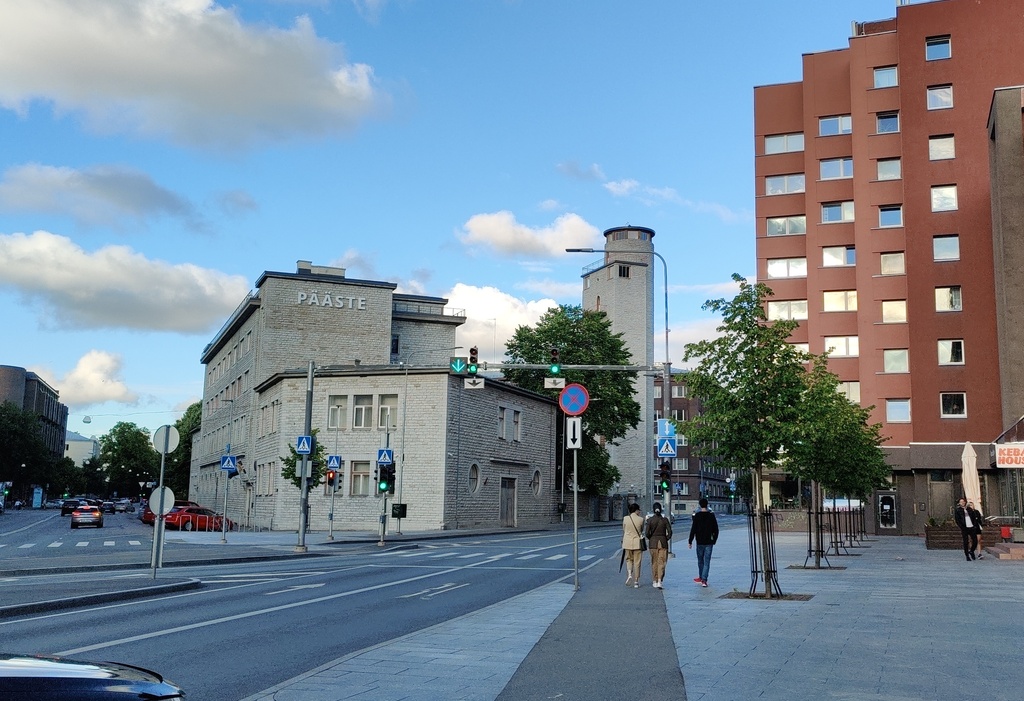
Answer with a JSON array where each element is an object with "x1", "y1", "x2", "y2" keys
[{"x1": 0, "y1": 0, "x2": 900, "y2": 439}]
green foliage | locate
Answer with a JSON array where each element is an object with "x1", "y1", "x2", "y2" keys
[
  {"x1": 166, "y1": 402, "x2": 202, "y2": 498},
  {"x1": 280, "y1": 428, "x2": 328, "y2": 490},
  {"x1": 98, "y1": 422, "x2": 160, "y2": 498},
  {"x1": 49, "y1": 456, "x2": 85, "y2": 498},
  {"x1": 502, "y1": 305, "x2": 637, "y2": 495},
  {"x1": 0, "y1": 401, "x2": 53, "y2": 490}
]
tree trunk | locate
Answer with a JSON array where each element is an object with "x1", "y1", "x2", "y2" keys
[
  {"x1": 812, "y1": 480, "x2": 822, "y2": 569},
  {"x1": 752, "y1": 463, "x2": 775, "y2": 598}
]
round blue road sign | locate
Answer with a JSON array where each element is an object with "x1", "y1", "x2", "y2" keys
[{"x1": 558, "y1": 383, "x2": 590, "y2": 416}]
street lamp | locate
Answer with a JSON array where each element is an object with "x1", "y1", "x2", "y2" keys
[
  {"x1": 566, "y1": 246, "x2": 672, "y2": 512},
  {"x1": 397, "y1": 345, "x2": 463, "y2": 531}
]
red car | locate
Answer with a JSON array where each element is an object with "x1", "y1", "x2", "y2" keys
[
  {"x1": 163, "y1": 505, "x2": 233, "y2": 531},
  {"x1": 141, "y1": 500, "x2": 201, "y2": 525}
]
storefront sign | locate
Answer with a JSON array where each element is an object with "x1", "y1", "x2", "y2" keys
[
  {"x1": 996, "y1": 442, "x2": 1024, "y2": 467},
  {"x1": 297, "y1": 291, "x2": 367, "y2": 309}
]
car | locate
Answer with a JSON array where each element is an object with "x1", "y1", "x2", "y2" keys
[
  {"x1": 113, "y1": 499, "x2": 134, "y2": 513},
  {"x1": 141, "y1": 499, "x2": 201, "y2": 526},
  {"x1": 43, "y1": 499, "x2": 63, "y2": 509},
  {"x1": 0, "y1": 653, "x2": 184, "y2": 699},
  {"x1": 164, "y1": 505, "x2": 233, "y2": 531},
  {"x1": 60, "y1": 499, "x2": 80, "y2": 516},
  {"x1": 101, "y1": 501, "x2": 116, "y2": 514},
  {"x1": 70, "y1": 505, "x2": 104, "y2": 529}
]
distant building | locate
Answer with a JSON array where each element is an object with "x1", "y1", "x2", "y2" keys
[
  {"x1": 0, "y1": 365, "x2": 68, "y2": 460},
  {"x1": 64, "y1": 431, "x2": 99, "y2": 467},
  {"x1": 191, "y1": 261, "x2": 558, "y2": 532},
  {"x1": 753, "y1": 0, "x2": 1024, "y2": 533}
]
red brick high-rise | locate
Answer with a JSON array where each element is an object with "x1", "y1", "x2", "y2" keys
[{"x1": 754, "y1": 0, "x2": 1024, "y2": 533}]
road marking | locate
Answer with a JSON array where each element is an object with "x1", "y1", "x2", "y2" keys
[
  {"x1": 428, "y1": 552, "x2": 455, "y2": 558},
  {"x1": 17, "y1": 544, "x2": 34, "y2": 549},
  {"x1": 128, "y1": 540, "x2": 142, "y2": 546},
  {"x1": 516, "y1": 554, "x2": 543, "y2": 560},
  {"x1": 76, "y1": 542, "x2": 88, "y2": 547},
  {"x1": 398, "y1": 582, "x2": 470, "y2": 600},
  {"x1": 265, "y1": 583, "x2": 326, "y2": 596},
  {"x1": 48, "y1": 542, "x2": 63, "y2": 548},
  {"x1": 544, "y1": 554, "x2": 568, "y2": 561},
  {"x1": 104, "y1": 541, "x2": 115, "y2": 546},
  {"x1": 580, "y1": 555, "x2": 595, "y2": 561},
  {"x1": 397, "y1": 551, "x2": 431, "y2": 558},
  {"x1": 457, "y1": 552, "x2": 485, "y2": 559}
]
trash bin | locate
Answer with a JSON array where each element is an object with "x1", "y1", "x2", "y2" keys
[{"x1": 1001, "y1": 526, "x2": 1013, "y2": 542}]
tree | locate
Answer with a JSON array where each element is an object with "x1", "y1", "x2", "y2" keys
[
  {"x1": 786, "y1": 355, "x2": 890, "y2": 499},
  {"x1": 683, "y1": 275, "x2": 809, "y2": 598},
  {"x1": 98, "y1": 422, "x2": 160, "y2": 498},
  {"x1": 0, "y1": 401, "x2": 54, "y2": 498},
  {"x1": 281, "y1": 428, "x2": 328, "y2": 490},
  {"x1": 47, "y1": 456, "x2": 85, "y2": 498},
  {"x1": 502, "y1": 305, "x2": 639, "y2": 494},
  {"x1": 166, "y1": 402, "x2": 202, "y2": 498}
]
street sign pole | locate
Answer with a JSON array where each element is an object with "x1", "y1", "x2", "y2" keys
[
  {"x1": 559, "y1": 384, "x2": 589, "y2": 593},
  {"x1": 296, "y1": 361, "x2": 315, "y2": 553},
  {"x1": 149, "y1": 425, "x2": 179, "y2": 579}
]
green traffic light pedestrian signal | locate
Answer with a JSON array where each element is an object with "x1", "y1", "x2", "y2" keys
[
  {"x1": 468, "y1": 347, "x2": 479, "y2": 375},
  {"x1": 549, "y1": 347, "x2": 560, "y2": 375}
]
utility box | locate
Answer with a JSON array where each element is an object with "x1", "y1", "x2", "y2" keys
[{"x1": 1012, "y1": 527, "x2": 1024, "y2": 543}]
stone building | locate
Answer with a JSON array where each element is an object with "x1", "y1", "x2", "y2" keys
[
  {"x1": 0, "y1": 364, "x2": 68, "y2": 461},
  {"x1": 190, "y1": 261, "x2": 558, "y2": 532}
]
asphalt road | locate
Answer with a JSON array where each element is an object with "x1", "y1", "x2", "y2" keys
[{"x1": 0, "y1": 513, "x2": 620, "y2": 700}]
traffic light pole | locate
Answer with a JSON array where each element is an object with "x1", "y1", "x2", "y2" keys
[{"x1": 295, "y1": 360, "x2": 314, "y2": 554}]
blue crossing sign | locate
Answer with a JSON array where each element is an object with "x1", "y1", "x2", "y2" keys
[
  {"x1": 377, "y1": 449, "x2": 394, "y2": 465},
  {"x1": 220, "y1": 455, "x2": 237, "y2": 471},
  {"x1": 327, "y1": 455, "x2": 342, "y2": 470},
  {"x1": 296, "y1": 436, "x2": 312, "y2": 455},
  {"x1": 657, "y1": 437, "x2": 677, "y2": 458}
]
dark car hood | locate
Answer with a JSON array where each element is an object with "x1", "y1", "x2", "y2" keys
[{"x1": 0, "y1": 654, "x2": 184, "y2": 697}]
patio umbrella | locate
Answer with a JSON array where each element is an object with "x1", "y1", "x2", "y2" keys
[{"x1": 961, "y1": 441, "x2": 982, "y2": 515}]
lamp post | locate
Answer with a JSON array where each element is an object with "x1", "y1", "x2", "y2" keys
[
  {"x1": 566, "y1": 246, "x2": 672, "y2": 513},
  {"x1": 398, "y1": 345, "x2": 463, "y2": 532}
]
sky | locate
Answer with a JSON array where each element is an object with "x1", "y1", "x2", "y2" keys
[{"x1": 0, "y1": 0, "x2": 903, "y2": 440}]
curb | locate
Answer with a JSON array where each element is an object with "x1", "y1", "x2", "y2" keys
[{"x1": 0, "y1": 579, "x2": 203, "y2": 618}]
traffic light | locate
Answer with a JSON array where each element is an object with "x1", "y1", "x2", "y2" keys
[
  {"x1": 326, "y1": 469, "x2": 338, "y2": 491},
  {"x1": 549, "y1": 347, "x2": 561, "y2": 375},
  {"x1": 659, "y1": 462, "x2": 671, "y2": 491},
  {"x1": 387, "y1": 465, "x2": 396, "y2": 495},
  {"x1": 377, "y1": 465, "x2": 392, "y2": 494},
  {"x1": 468, "y1": 347, "x2": 479, "y2": 375}
]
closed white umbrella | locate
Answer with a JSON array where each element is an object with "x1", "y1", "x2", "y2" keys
[{"x1": 961, "y1": 441, "x2": 982, "y2": 514}]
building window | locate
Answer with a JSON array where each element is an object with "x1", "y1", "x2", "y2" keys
[
  {"x1": 765, "y1": 174, "x2": 805, "y2": 195},
  {"x1": 880, "y1": 252, "x2": 905, "y2": 276},
  {"x1": 498, "y1": 406, "x2": 507, "y2": 440},
  {"x1": 353, "y1": 395, "x2": 373, "y2": 429},
  {"x1": 838, "y1": 381, "x2": 861, "y2": 403},
  {"x1": 327, "y1": 395, "x2": 348, "y2": 430},
  {"x1": 877, "y1": 158, "x2": 901, "y2": 181},
  {"x1": 931, "y1": 185, "x2": 958, "y2": 212},
  {"x1": 883, "y1": 349, "x2": 909, "y2": 373},
  {"x1": 876, "y1": 112, "x2": 899, "y2": 134},
  {"x1": 879, "y1": 205, "x2": 903, "y2": 228},
  {"x1": 822, "y1": 201, "x2": 855, "y2": 223},
  {"x1": 767, "y1": 215, "x2": 806, "y2": 236},
  {"x1": 822, "y1": 246, "x2": 855, "y2": 267},
  {"x1": 819, "y1": 115, "x2": 852, "y2": 136},
  {"x1": 654, "y1": 386, "x2": 662, "y2": 399},
  {"x1": 882, "y1": 300, "x2": 907, "y2": 323},
  {"x1": 513, "y1": 410, "x2": 522, "y2": 442},
  {"x1": 766, "y1": 257, "x2": 807, "y2": 278},
  {"x1": 672, "y1": 409, "x2": 687, "y2": 422},
  {"x1": 764, "y1": 133, "x2": 804, "y2": 154},
  {"x1": 791, "y1": 342, "x2": 810, "y2": 354},
  {"x1": 532, "y1": 470, "x2": 542, "y2": 496},
  {"x1": 926, "y1": 36, "x2": 951, "y2": 61},
  {"x1": 469, "y1": 464, "x2": 480, "y2": 493},
  {"x1": 941, "y1": 392, "x2": 967, "y2": 418},
  {"x1": 350, "y1": 461, "x2": 370, "y2": 496},
  {"x1": 933, "y1": 235, "x2": 960, "y2": 261},
  {"x1": 873, "y1": 66, "x2": 898, "y2": 88},
  {"x1": 618, "y1": 265, "x2": 630, "y2": 278},
  {"x1": 767, "y1": 300, "x2": 808, "y2": 321},
  {"x1": 390, "y1": 335, "x2": 400, "y2": 356},
  {"x1": 823, "y1": 290, "x2": 857, "y2": 312},
  {"x1": 671, "y1": 385, "x2": 686, "y2": 398},
  {"x1": 886, "y1": 399, "x2": 911, "y2": 423},
  {"x1": 378, "y1": 394, "x2": 398, "y2": 429},
  {"x1": 929, "y1": 135, "x2": 955, "y2": 160},
  {"x1": 820, "y1": 157, "x2": 854, "y2": 180},
  {"x1": 824, "y1": 336, "x2": 859, "y2": 357},
  {"x1": 936, "y1": 286, "x2": 963, "y2": 312},
  {"x1": 927, "y1": 85, "x2": 954, "y2": 110},
  {"x1": 938, "y1": 339, "x2": 965, "y2": 365}
]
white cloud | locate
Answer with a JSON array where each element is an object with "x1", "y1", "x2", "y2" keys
[
  {"x1": 603, "y1": 177, "x2": 751, "y2": 224},
  {"x1": 603, "y1": 179, "x2": 639, "y2": 196},
  {"x1": 444, "y1": 283, "x2": 558, "y2": 362},
  {"x1": 0, "y1": 163, "x2": 202, "y2": 230},
  {"x1": 0, "y1": 0, "x2": 384, "y2": 149},
  {"x1": 34, "y1": 350, "x2": 138, "y2": 407},
  {"x1": 0, "y1": 230, "x2": 251, "y2": 332},
  {"x1": 538, "y1": 198, "x2": 562, "y2": 211},
  {"x1": 459, "y1": 211, "x2": 602, "y2": 257},
  {"x1": 672, "y1": 278, "x2": 745, "y2": 298},
  {"x1": 515, "y1": 278, "x2": 583, "y2": 301},
  {"x1": 556, "y1": 161, "x2": 606, "y2": 181}
]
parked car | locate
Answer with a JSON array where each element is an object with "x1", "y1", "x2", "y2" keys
[
  {"x1": 0, "y1": 653, "x2": 184, "y2": 699},
  {"x1": 164, "y1": 505, "x2": 234, "y2": 531},
  {"x1": 141, "y1": 500, "x2": 201, "y2": 525},
  {"x1": 60, "y1": 499, "x2": 80, "y2": 516},
  {"x1": 101, "y1": 501, "x2": 116, "y2": 514},
  {"x1": 43, "y1": 499, "x2": 63, "y2": 509},
  {"x1": 113, "y1": 499, "x2": 134, "y2": 513},
  {"x1": 70, "y1": 505, "x2": 104, "y2": 529}
]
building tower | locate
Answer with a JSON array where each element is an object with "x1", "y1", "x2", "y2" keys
[
  {"x1": 753, "y1": 0, "x2": 1024, "y2": 533},
  {"x1": 578, "y1": 225, "x2": 656, "y2": 505}
]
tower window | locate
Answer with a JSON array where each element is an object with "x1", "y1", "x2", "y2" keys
[{"x1": 618, "y1": 265, "x2": 630, "y2": 278}]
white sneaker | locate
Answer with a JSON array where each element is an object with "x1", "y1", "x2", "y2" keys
[{"x1": 625, "y1": 575, "x2": 633, "y2": 586}]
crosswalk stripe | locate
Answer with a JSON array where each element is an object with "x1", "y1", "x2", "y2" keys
[
  {"x1": 104, "y1": 541, "x2": 115, "y2": 546},
  {"x1": 48, "y1": 542, "x2": 63, "y2": 548},
  {"x1": 580, "y1": 555, "x2": 595, "y2": 561},
  {"x1": 458, "y1": 552, "x2": 485, "y2": 559},
  {"x1": 544, "y1": 554, "x2": 568, "y2": 561},
  {"x1": 17, "y1": 544, "x2": 34, "y2": 549},
  {"x1": 76, "y1": 542, "x2": 88, "y2": 547},
  {"x1": 428, "y1": 552, "x2": 454, "y2": 558},
  {"x1": 516, "y1": 554, "x2": 543, "y2": 560},
  {"x1": 128, "y1": 540, "x2": 142, "y2": 545}
]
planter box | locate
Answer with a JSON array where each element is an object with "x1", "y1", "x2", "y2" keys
[{"x1": 925, "y1": 525, "x2": 963, "y2": 550}]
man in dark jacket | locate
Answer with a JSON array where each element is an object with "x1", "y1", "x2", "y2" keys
[
  {"x1": 688, "y1": 498, "x2": 719, "y2": 587},
  {"x1": 954, "y1": 498, "x2": 982, "y2": 561}
]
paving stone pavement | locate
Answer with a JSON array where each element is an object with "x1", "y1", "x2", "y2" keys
[{"x1": 241, "y1": 524, "x2": 1024, "y2": 701}]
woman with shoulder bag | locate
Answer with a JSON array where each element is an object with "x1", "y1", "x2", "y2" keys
[
  {"x1": 621, "y1": 503, "x2": 646, "y2": 588},
  {"x1": 646, "y1": 502, "x2": 673, "y2": 589}
]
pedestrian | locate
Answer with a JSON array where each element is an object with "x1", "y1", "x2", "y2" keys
[
  {"x1": 14, "y1": 499, "x2": 22, "y2": 510},
  {"x1": 954, "y1": 497, "x2": 980, "y2": 561},
  {"x1": 646, "y1": 502, "x2": 672, "y2": 589},
  {"x1": 621, "y1": 502, "x2": 645, "y2": 588},
  {"x1": 688, "y1": 498, "x2": 719, "y2": 587},
  {"x1": 968, "y1": 501, "x2": 985, "y2": 558}
]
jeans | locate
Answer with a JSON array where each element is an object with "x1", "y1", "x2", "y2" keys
[{"x1": 696, "y1": 543, "x2": 714, "y2": 582}]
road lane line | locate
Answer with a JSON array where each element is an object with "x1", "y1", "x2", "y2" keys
[
  {"x1": 47, "y1": 542, "x2": 62, "y2": 548},
  {"x1": 128, "y1": 540, "x2": 142, "y2": 545},
  {"x1": 17, "y1": 544, "x2": 34, "y2": 549},
  {"x1": 76, "y1": 542, "x2": 88, "y2": 547},
  {"x1": 104, "y1": 541, "x2": 115, "y2": 546},
  {"x1": 516, "y1": 554, "x2": 543, "y2": 560},
  {"x1": 544, "y1": 554, "x2": 568, "y2": 561}
]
